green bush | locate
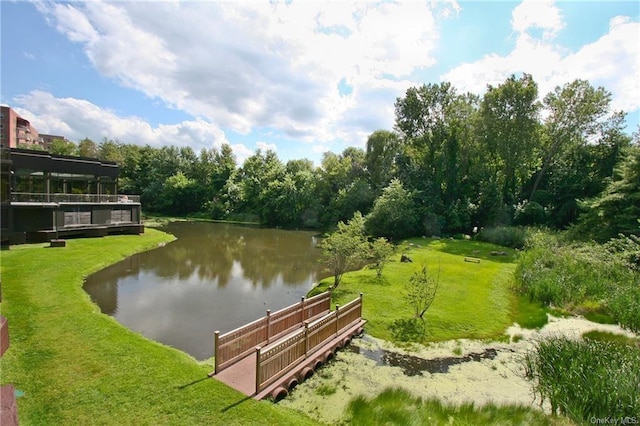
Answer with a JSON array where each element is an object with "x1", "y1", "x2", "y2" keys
[
  {"x1": 524, "y1": 337, "x2": 640, "y2": 422},
  {"x1": 514, "y1": 201, "x2": 546, "y2": 226},
  {"x1": 476, "y1": 226, "x2": 529, "y2": 249}
]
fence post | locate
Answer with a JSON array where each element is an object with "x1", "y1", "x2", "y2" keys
[
  {"x1": 304, "y1": 321, "x2": 310, "y2": 356},
  {"x1": 335, "y1": 305, "x2": 340, "y2": 336},
  {"x1": 359, "y1": 293, "x2": 363, "y2": 317},
  {"x1": 214, "y1": 331, "x2": 220, "y2": 374},
  {"x1": 266, "y1": 309, "x2": 271, "y2": 343},
  {"x1": 255, "y1": 346, "x2": 262, "y2": 394},
  {"x1": 301, "y1": 296, "x2": 306, "y2": 322}
]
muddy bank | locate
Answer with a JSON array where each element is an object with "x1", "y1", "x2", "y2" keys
[{"x1": 278, "y1": 315, "x2": 636, "y2": 424}]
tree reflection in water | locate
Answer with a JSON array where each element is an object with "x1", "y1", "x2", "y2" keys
[{"x1": 83, "y1": 221, "x2": 326, "y2": 360}]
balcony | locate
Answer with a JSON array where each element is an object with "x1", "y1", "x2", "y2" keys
[{"x1": 10, "y1": 193, "x2": 141, "y2": 204}]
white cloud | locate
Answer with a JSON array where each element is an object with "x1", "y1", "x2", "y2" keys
[
  {"x1": 256, "y1": 141, "x2": 277, "y2": 152},
  {"x1": 511, "y1": 0, "x2": 564, "y2": 39},
  {"x1": 34, "y1": 0, "x2": 445, "y2": 152},
  {"x1": 13, "y1": 90, "x2": 231, "y2": 151},
  {"x1": 443, "y1": 3, "x2": 639, "y2": 115}
]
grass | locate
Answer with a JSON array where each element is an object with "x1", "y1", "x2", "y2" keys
[
  {"x1": 515, "y1": 231, "x2": 640, "y2": 332},
  {"x1": 513, "y1": 295, "x2": 549, "y2": 329},
  {"x1": 345, "y1": 388, "x2": 569, "y2": 426},
  {"x1": 524, "y1": 336, "x2": 640, "y2": 422},
  {"x1": 582, "y1": 330, "x2": 639, "y2": 346},
  {"x1": 314, "y1": 238, "x2": 521, "y2": 344},
  {"x1": 0, "y1": 230, "x2": 318, "y2": 425}
]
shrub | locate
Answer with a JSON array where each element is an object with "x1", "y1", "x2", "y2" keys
[
  {"x1": 524, "y1": 337, "x2": 640, "y2": 422},
  {"x1": 514, "y1": 201, "x2": 546, "y2": 226},
  {"x1": 476, "y1": 226, "x2": 529, "y2": 249}
]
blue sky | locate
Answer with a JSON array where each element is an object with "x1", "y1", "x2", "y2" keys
[{"x1": 2, "y1": 1, "x2": 639, "y2": 165}]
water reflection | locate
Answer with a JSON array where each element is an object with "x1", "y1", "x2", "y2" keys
[{"x1": 83, "y1": 222, "x2": 325, "y2": 360}]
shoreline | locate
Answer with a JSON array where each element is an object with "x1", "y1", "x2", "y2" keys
[{"x1": 279, "y1": 314, "x2": 637, "y2": 424}]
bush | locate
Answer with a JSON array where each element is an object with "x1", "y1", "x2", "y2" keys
[
  {"x1": 524, "y1": 337, "x2": 640, "y2": 422},
  {"x1": 514, "y1": 201, "x2": 546, "y2": 226},
  {"x1": 475, "y1": 226, "x2": 529, "y2": 249}
]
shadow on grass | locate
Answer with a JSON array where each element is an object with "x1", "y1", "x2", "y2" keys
[
  {"x1": 176, "y1": 376, "x2": 210, "y2": 390},
  {"x1": 220, "y1": 396, "x2": 253, "y2": 413},
  {"x1": 389, "y1": 318, "x2": 425, "y2": 342}
]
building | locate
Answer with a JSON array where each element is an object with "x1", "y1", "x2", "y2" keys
[
  {"x1": 0, "y1": 106, "x2": 44, "y2": 149},
  {"x1": 1, "y1": 147, "x2": 143, "y2": 245}
]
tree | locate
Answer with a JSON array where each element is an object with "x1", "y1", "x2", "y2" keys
[
  {"x1": 369, "y1": 237, "x2": 394, "y2": 279},
  {"x1": 530, "y1": 79, "x2": 613, "y2": 201},
  {"x1": 393, "y1": 83, "x2": 480, "y2": 233},
  {"x1": 570, "y1": 146, "x2": 640, "y2": 242},
  {"x1": 159, "y1": 171, "x2": 203, "y2": 215},
  {"x1": 98, "y1": 138, "x2": 125, "y2": 163},
  {"x1": 405, "y1": 264, "x2": 439, "y2": 321},
  {"x1": 365, "y1": 178, "x2": 420, "y2": 240},
  {"x1": 78, "y1": 138, "x2": 98, "y2": 158},
  {"x1": 365, "y1": 130, "x2": 400, "y2": 193},
  {"x1": 319, "y1": 212, "x2": 369, "y2": 289},
  {"x1": 478, "y1": 73, "x2": 541, "y2": 206},
  {"x1": 50, "y1": 138, "x2": 78, "y2": 156},
  {"x1": 317, "y1": 148, "x2": 373, "y2": 227}
]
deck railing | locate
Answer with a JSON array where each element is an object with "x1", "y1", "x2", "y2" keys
[
  {"x1": 256, "y1": 293, "x2": 363, "y2": 393},
  {"x1": 214, "y1": 291, "x2": 331, "y2": 374},
  {"x1": 11, "y1": 192, "x2": 140, "y2": 204}
]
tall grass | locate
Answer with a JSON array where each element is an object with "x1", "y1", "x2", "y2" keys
[
  {"x1": 515, "y1": 231, "x2": 640, "y2": 332},
  {"x1": 524, "y1": 337, "x2": 640, "y2": 422},
  {"x1": 345, "y1": 388, "x2": 563, "y2": 425}
]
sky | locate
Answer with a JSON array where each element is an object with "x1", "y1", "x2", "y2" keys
[{"x1": 1, "y1": 0, "x2": 639, "y2": 165}]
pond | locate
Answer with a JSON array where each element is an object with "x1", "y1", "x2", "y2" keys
[{"x1": 83, "y1": 221, "x2": 325, "y2": 360}]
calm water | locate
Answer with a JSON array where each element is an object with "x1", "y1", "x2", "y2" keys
[{"x1": 83, "y1": 221, "x2": 325, "y2": 360}]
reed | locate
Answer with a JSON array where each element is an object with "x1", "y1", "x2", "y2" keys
[{"x1": 523, "y1": 337, "x2": 640, "y2": 422}]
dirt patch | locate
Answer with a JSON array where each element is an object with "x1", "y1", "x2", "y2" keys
[{"x1": 278, "y1": 314, "x2": 636, "y2": 424}]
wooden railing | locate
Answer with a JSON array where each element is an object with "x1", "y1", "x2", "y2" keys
[
  {"x1": 214, "y1": 291, "x2": 331, "y2": 374},
  {"x1": 256, "y1": 293, "x2": 363, "y2": 393}
]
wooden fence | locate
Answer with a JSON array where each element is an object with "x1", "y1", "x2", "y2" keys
[
  {"x1": 214, "y1": 291, "x2": 331, "y2": 374},
  {"x1": 256, "y1": 293, "x2": 363, "y2": 393}
]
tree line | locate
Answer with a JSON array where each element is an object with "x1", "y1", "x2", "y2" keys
[{"x1": 42, "y1": 74, "x2": 639, "y2": 243}]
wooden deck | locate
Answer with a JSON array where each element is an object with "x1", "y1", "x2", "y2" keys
[{"x1": 210, "y1": 292, "x2": 366, "y2": 400}]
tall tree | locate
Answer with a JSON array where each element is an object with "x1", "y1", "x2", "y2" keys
[
  {"x1": 365, "y1": 130, "x2": 400, "y2": 193},
  {"x1": 530, "y1": 79, "x2": 612, "y2": 201},
  {"x1": 570, "y1": 145, "x2": 640, "y2": 242},
  {"x1": 394, "y1": 83, "x2": 480, "y2": 233},
  {"x1": 78, "y1": 138, "x2": 98, "y2": 158},
  {"x1": 478, "y1": 73, "x2": 541, "y2": 206}
]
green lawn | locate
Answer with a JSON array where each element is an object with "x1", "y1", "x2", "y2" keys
[
  {"x1": 314, "y1": 238, "x2": 523, "y2": 344},
  {"x1": 0, "y1": 230, "x2": 318, "y2": 425}
]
